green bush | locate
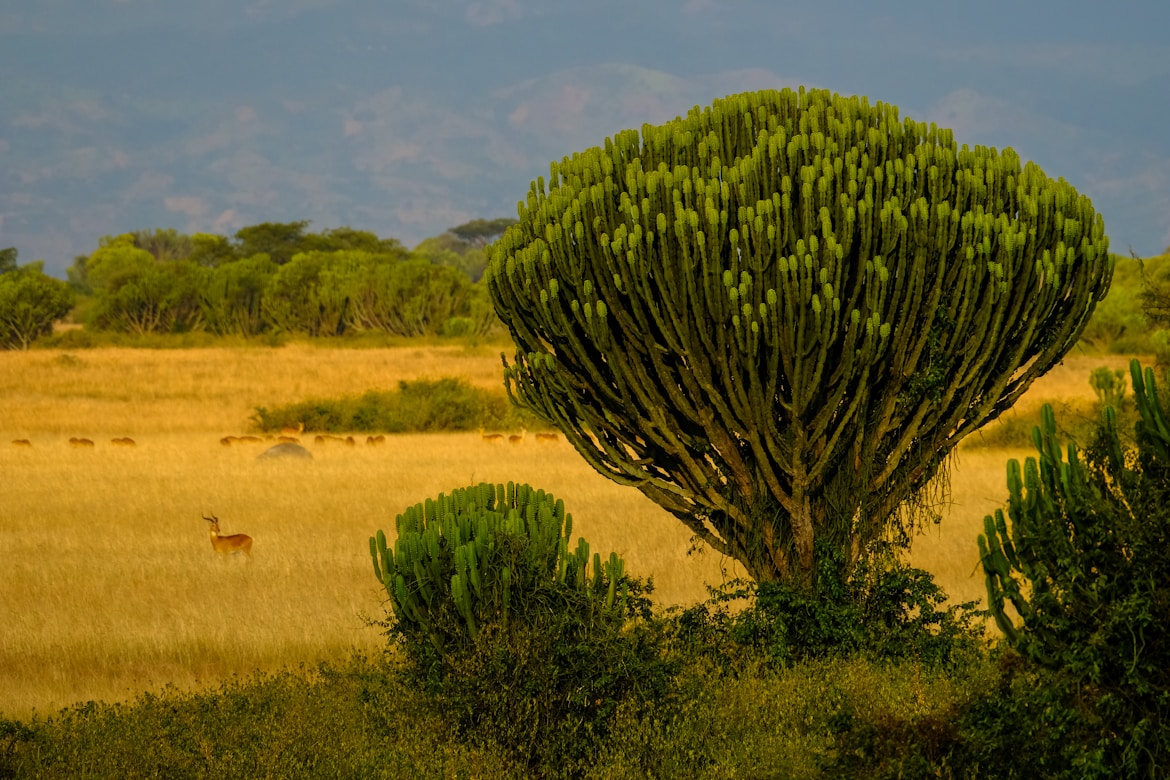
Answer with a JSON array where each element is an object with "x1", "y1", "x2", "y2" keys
[
  {"x1": 370, "y1": 481, "x2": 674, "y2": 777},
  {"x1": 978, "y1": 359, "x2": 1170, "y2": 777},
  {"x1": 676, "y1": 541, "x2": 983, "y2": 669},
  {"x1": 252, "y1": 377, "x2": 541, "y2": 433}
]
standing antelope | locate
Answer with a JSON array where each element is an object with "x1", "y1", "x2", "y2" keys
[{"x1": 203, "y1": 514, "x2": 253, "y2": 557}]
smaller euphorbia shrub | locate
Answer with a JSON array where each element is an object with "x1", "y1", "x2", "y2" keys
[{"x1": 370, "y1": 481, "x2": 672, "y2": 776}]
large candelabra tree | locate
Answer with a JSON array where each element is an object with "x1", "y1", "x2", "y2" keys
[{"x1": 487, "y1": 88, "x2": 1111, "y2": 585}]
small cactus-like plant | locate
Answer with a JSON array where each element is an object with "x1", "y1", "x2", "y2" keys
[
  {"x1": 370, "y1": 482, "x2": 665, "y2": 775},
  {"x1": 370, "y1": 481, "x2": 629, "y2": 659},
  {"x1": 1089, "y1": 365, "x2": 1127, "y2": 411}
]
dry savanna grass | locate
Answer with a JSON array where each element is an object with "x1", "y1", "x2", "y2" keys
[{"x1": 0, "y1": 345, "x2": 1143, "y2": 719}]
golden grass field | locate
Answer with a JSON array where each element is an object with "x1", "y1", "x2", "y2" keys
[{"x1": 0, "y1": 344, "x2": 1141, "y2": 720}]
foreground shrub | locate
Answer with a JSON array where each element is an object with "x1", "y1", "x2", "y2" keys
[
  {"x1": 5, "y1": 650, "x2": 1013, "y2": 780},
  {"x1": 2, "y1": 657, "x2": 526, "y2": 779},
  {"x1": 978, "y1": 359, "x2": 1170, "y2": 777},
  {"x1": 370, "y1": 482, "x2": 673, "y2": 777},
  {"x1": 676, "y1": 541, "x2": 982, "y2": 669}
]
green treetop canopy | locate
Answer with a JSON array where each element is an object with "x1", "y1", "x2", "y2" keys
[{"x1": 487, "y1": 87, "x2": 1111, "y2": 584}]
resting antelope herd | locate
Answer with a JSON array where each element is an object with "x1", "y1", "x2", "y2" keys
[
  {"x1": 314, "y1": 434, "x2": 356, "y2": 446},
  {"x1": 220, "y1": 435, "x2": 265, "y2": 446},
  {"x1": 6, "y1": 430, "x2": 563, "y2": 450},
  {"x1": 9, "y1": 436, "x2": 139, "y2": 447},
  {"x1": 203, "y1": 514, "x2": 253, "y2": 557},
  {"x1": 480, "y1": 428, "x2": 558, "y2": 444}
]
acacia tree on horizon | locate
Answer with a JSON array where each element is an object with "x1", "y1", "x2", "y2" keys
[{"x1": 487, "y1": 88, "x2": 1112, "y2": 585}]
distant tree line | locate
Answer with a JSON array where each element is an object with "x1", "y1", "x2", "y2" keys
[{"x1": 0, "y1": 219, "x2": 515, "y2": 348}]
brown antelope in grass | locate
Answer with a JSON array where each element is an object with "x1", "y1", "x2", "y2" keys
[
  {"x1": 280, "y1": 422, "x2": 305, "y2": 437},
  {"x1": 238, "y1": 435, "x2": 263, "y2": 443},
  {"x1": 203, "y1": 514, "x2": 253, "y2": 557},
  {"x1": 111, "y1": 437, "x2": 136, "y2": 446},
  {"x1": 535, "y1": 432, "x2": 559, "y2": 443},
  {"x1": 12, "y1": 439, "x2": 32, "y2": 447},
  {"x1": 508, "y1": 428, "x2": 527, "y2": 445},
  {"x1": 481, "y1": 431, "x2": 505, "y2": 443},
  {"x1": 220, "y1": 435, "x2": 238, "y2": 446},
  {"x1": 69, "y1": 437, "x2": 95, "y2": 447},
  {"x1": 366, "y1": 434, "x2": 386, "y2": 446}
]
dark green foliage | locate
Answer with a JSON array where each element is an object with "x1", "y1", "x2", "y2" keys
[
  {"x1": 820, "y1": 700, "x2": 966, "y2": 780},
  {"x1": 0, "y1": 246, "x2": 17, "y2": 274},
  {"x1": 0, "y1": 262, "x2": 74, "y2": 349},
  {"x1": 953, "y1": 653, "x2": 1118, "y2": 780},
  {"x1": 1138, "y1": 252, "x2": 1170, "y2": 331},
  {"x1": 677, "y1": 542, "x2": 982, "y2": 669},
  {"x1": 251, "y1": 377, "x2": 541, "y2": 433},
  {"x1": 190, "y1": 232, "x2": 239, "y2": 268},
  {"x1": 200, "y1": 253, "x2": 277, "y2": 337},
  {"x1": 448, "y1": 217, "x2": 517, "y2": 248},
  {"x1": 978, "y1": 359, "x2": 1170, "y2": 777},
  {"x1": 132, "y1": 228, "x2": 195, "y2": 262},
  {"x1": 2, "y1": 658, "x2": 527, "y2": 779},
  {"x1": 370, "y1": 482, "x2": 672, "y2": 776},
  {"x1": 488, "y1": 87, "x2": 1112, "y2": 585},
  {"x1": 233, "y1": 220, "x2": 312, "y2": 265}
]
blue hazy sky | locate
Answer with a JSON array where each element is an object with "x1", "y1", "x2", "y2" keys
[{"x1": 1, "y1": 0, "x2": 1168, "y2": 276}]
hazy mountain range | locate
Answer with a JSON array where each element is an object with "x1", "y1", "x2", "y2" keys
[{"x1": 2, "y1": 0, "x2": 1168, "y2": 277}]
